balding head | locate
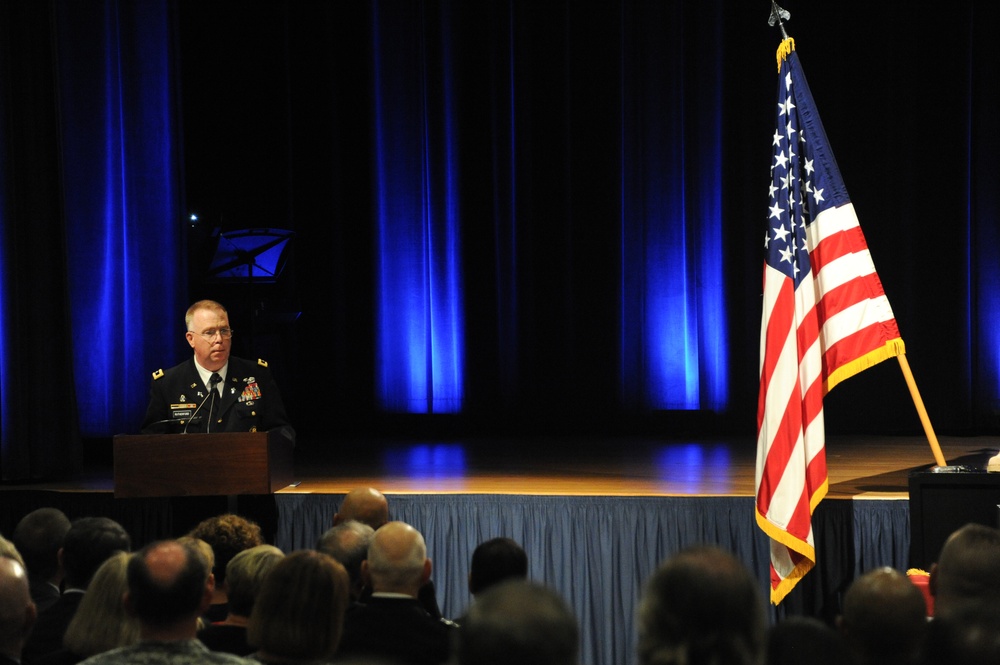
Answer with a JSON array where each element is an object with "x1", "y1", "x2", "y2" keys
[
  {"x1": 334, "y1": 488, "x2": 389, "y2": 529},
  {"x1": 126, "y1": 540, "x2": 212, "y2": 635},
  {"x1": 0, "y1": 557, "x2": 36, "y2": 659},
  {"x1": 363, "y1": 522, "x2": 430, "y2": 596}
]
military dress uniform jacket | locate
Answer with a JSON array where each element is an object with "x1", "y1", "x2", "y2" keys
[{"x1": 140, "y1": 356, "x2": 294, "y2": 445}]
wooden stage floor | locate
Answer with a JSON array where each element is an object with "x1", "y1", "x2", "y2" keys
[
  {"x1": 280, "y1": 434, "x2": 999, "y2": 499},
  {"x1": 8, "y1": 434, "x2": 999, "y2": 499}
]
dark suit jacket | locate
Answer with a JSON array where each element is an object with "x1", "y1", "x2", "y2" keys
[
  {"x1": 140, "y1": 356, "x2": 294, "y2": 444},
  {"x1": 28, "y1": 575, "x2": 61, "y2": 613},
  {"x1": 337, "y1": 596, "x2": 456, "y2": 665},
  {"x1": 21, "y1": 592, "x2": 83, "y2": 665}
]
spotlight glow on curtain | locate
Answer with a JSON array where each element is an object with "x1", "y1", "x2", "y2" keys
[
  {"x1": 372, "y1": 3, "x2": 465, "y2": 413},
  {"x1": 56, "y1": 0, "x2": 185, "y2": 435},
  {"x1": 620, "y1": 5, "x2": 728, "y2": 411}
]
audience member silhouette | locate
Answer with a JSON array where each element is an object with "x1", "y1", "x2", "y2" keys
[
  {"x1": 838, "y1": 567, "x2": 926, "y2": 665},
  {"x1": 336, "y1": 489, "x2": 442, "y2": 619},
  {"x1": 767, "y1": 616, "x2": 856, "y2": 665},
  {"x1": 922, "y1": 597, "x2": 1000, "y2": 665},
  {"x1": 455, "y1": 579, "x2": 578, "y2": 665},
  {"x1": 317, "y1": 520, "x2": 375, "y2": 602},
  {"x1": 0, "y1": 556, "x2": 36, "y2": 665},
  {"x1": 637, "y1": 545, "x2": 765, "y2": 665},
  {"x1": 12, "y1": 508, "x2": 71, "y2": 613},
  {"x1": 23, "y1": 517, "x2": 131, "y2": 665},
  {"x1": 338, "y1": 521, "x2": 456, "y2": 665},
  {"x1": 246, "y1": 550, "x2": 350, "y2": 665},
  {"x1": 468, "y1": 537, "x2": 528, "y2": 597},
  {"x1": 928, "y1": 522, "x2": 1000, "y2": 619},
  {"x1": 77, "y1": 540, "x2": 245, "y2": 665},
  {"x1": 39, "y1": 552, "x2": 138, "y2": 665},
  {"x1": 188, "y1": 513, "x2": 264, "y2": 623},
  {"x1": 199, "y1": 544, "x2": 284, "y2": 656}
]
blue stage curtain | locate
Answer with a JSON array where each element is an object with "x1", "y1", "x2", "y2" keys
[
  {"x1": 620, "y1": 1, "x2": 728, "y2": 411},
  {"x1": 275, "y1": 492, "x2": 910, "y2": 665},
  {"x1": 372, "y1": 1, "x2": 465, "y2": 414},
  {"x1": 54, "y1": 0, "x2": 186, "y2": 437}
]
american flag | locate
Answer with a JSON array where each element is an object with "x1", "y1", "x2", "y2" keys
[{"x1": 755, "y1": 39, "x2": 905, "y2": 605}]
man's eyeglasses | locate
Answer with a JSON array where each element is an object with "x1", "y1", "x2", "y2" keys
[{"x1": 193, "y1": 328, "x2": 234, "y2": 340}]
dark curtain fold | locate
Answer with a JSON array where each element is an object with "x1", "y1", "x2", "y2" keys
[{"x1": 0, "y1": 2, "x2": 81, "y2": 481}]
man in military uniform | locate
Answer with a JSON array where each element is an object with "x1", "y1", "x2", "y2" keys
[{"x1": 141, "y1": 300, "x2": 294, "y2": 446}]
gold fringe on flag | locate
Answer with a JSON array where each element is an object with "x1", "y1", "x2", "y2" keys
[
  {"x1": 776, "y1": 38, "x2": 795, "y2": 71},
  {"x1": 824, "y1": 338, "x2": 907, "y2": 395}
]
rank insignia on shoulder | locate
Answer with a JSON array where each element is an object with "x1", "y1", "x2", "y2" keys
[
  {"x1": 257, "y1": 358, "x2": 268, "y2": 368},
  {"x1": 152, "y1": 369, "x2": 164, "y2": 380}
]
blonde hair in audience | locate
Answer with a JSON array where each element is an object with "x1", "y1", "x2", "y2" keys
[
  {"x1": 226, "y1": 544, "x2": 285, "y2": 617},
  {"x1": 63, "y1": 552, "x2": 139, "y2": 656},
  {"x1": 247, "y1": 550, "x2": 350, "y2": 662},
  {"x1": 177, "y1": 536, "x2": 215, "y2": 571}
]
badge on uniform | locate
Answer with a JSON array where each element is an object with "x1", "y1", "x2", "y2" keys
[{"x1": 169, "y1": 403, "x2": 197, "y2": 420}]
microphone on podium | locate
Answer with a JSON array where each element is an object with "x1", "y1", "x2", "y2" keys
[{"x1": 182, "y1": 374, "x2": 221, "y2": 434}]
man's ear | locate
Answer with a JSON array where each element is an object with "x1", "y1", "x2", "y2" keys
[
  {"x1": 422, "y1": 558, "x2": 433, "y2": 585},
  {"x1": 361, "y1": 559, "x2": 371, "y2": 586},
  {"x1": 198, "y1": 576, "x2": 214, "y2": 614}
]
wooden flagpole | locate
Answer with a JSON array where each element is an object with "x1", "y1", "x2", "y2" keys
[{"x1": 896, "y1": 354, "x2": 948, "y2": 468}]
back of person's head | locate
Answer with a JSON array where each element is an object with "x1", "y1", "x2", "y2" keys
[
  {"x1": 0, "y1": 557, "x2": 35, "y2": 657},
  {"x1": 61, "y1": 517, "x2": 131, "y2": 589},
  {"x1": 126, "y1": 540, "x2": 210, "y2": 628},
  {"x1": 767, "y1": 616, "x2": 856, "y2": 665},
  {"x1": 457, "y1": 579, "x2": 578, "y2": 665},
  {"x1": 247, "y1": 550, "x2": 350, "y2": 663},
  {"x1": 366, "y1": 521, "x2": 429, "y2": 593},
  {"x1": 469, "y1": 537, "x2": 528, "y2": 596},
  {"x1": 316, "y1": 520, "x2": 374, "y2": 593},
  {"x1": 334, "y1": 487, "x2": 389, "y2": 529},
  {"x1": 12, "y1": 508, "x2": 70, "y2": 581},
  {"x1": 931, "y1": 523, "x2": 1000, "y2": 616},
  {"x1": 225, "y1": 544, "x2": 284, "y2": 618},
  {"x1": 188, "y1": 513, "x2": 263, "y2": 585},
  {"x1": 638, "y1": 546, "x2": 765, "y2": 665},
  {"x1": 840, "y1": 567, "x2": 926, "y2": 665},
  {"x1": 63, "y1": 551, "x2": 139, "y2": 657},
  {"x1": 923, "y1": 598, "x2": 1000, "y2": 665}
]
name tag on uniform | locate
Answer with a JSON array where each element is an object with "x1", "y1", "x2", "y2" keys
[{"x1": 169, "y1": 403, "x2": 197, "y2": 420}]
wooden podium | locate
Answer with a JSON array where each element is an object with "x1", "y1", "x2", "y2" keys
[{"x1": 112, "y1": 431, "x2": 294, "y2": 498}]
